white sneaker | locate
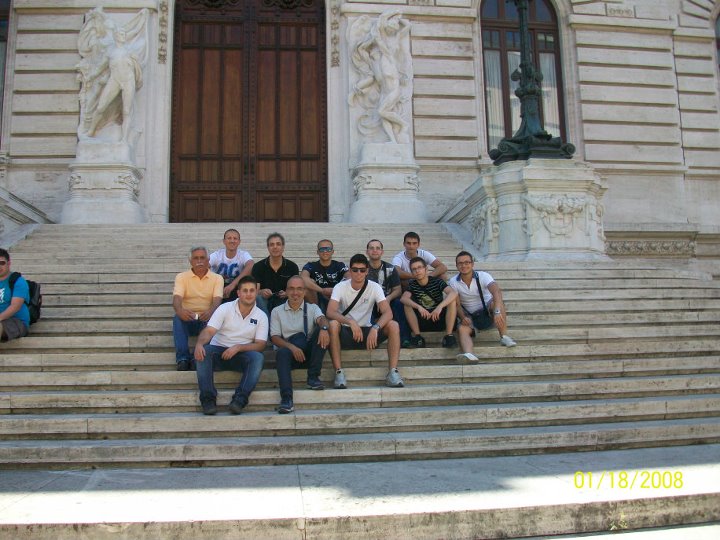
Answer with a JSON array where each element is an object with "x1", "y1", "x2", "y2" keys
[
  {"x1": 385, "y1": 368, "x2": 404, "y2": 388},
  {"x1": 500, "y1": 335, "x2": 517, "y2": 347},
  {"x1": 456, "y1": 352, "x2": 479, "y2": 363},
  {"x1": 334, "y1": 368, "x2": 347, "y2": 389}
]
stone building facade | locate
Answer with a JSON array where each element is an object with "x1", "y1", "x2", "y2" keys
[{"x1": 0, "y1": 0, "x2": 719, "y2": 267}]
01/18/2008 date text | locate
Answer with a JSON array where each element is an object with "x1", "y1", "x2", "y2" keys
[{"x1": 573, "y1": 470, "x2": 684, "y2": 490}]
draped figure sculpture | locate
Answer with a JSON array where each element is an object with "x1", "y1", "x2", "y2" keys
[
  {"x1": 76, "y1": 7, "x2": 149, "y2": 144},
  {"x1": 349, "y1": 10, "x2": 412, "y2": 144}
]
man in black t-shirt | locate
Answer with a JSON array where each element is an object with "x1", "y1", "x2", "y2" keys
[
  {"x1": 400, "y1": 257, "x2": 458, "y2": 349},
  {"x1": 301, "y1": 239, "x2": 348, "y2": 312},
  {"x1": 251, "y1": 232, "x2": 299, "y2": 318},
  {"x1": 365, "y1": 239, "x2": 410, "y2": 345}
]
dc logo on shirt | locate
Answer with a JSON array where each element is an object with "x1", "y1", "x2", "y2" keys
[{"x1": 216, "y1": 262, "x2": 240, "y2": 279}]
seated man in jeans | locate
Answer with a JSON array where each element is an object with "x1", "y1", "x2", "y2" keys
[
  {"x1": 193, "y1": 275, "x2": 268, "y2": 415},
  {"x1": 172, "y1": 246, "x2": 224, "y2": 371},
  {"x1": 400, "y1": 257, "x2": 458, "y2": 348},
  {"x1": 270, "y1": 276, "x2": 329, "y2": 414}
]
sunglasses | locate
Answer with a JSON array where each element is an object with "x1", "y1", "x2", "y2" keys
[
  {"x1": 350, "y1": 267, "x2": 368, "y2": 273},
  {"x1": 317, "y1": 247, "x2": 333, "y2": 253}
]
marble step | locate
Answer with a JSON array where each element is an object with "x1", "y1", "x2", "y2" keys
[
  {"x1": 1, "y1": 446, "x2": 718, "y2": 539},
  {"x1": 2, "y1": 355, "x2": 719, "y2": 391},
  {"x1": 1, "y1": 417, "x2": 718, "y2": 469},
  {"x1": 2, "y1": 395, "x2": 718, "y2": 440},
  {"x1": 25, "y1": 311, "x2": 720, "y2": 336},
  {"x1": 3, "y1": 324, "x2": 719, "y2": 352},
  {"x1": 3, "y1": 374, "x2": 719, "y2": 414},
  {"x1": 35, "y1": 278, "x2": 720, "y2": 295},
  {"x1": 36, "y1": 298, "x2": 720, "y2": 320},
  {"x1": 2, "y1": 340, "x2": 718, "y2": 370}
]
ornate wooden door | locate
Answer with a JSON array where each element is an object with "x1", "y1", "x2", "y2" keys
[{"x1": 171, "y1": 0, "x2": 328, "y2": 222}]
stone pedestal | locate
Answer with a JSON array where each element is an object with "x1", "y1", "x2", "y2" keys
[
  {"x1": 443, "y1": 159, "x2": 608, "y2": 261},
  {"x1": 60, "y1": 141, "x2": 146, "y2": 224},
  {"x1": 347, "y1": 143, "x2": 427, "y2": 223}
]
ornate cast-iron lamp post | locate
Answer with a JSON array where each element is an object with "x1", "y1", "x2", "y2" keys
[{"x1": 489, "y1": 0, "x2": 575, "y2": 165}]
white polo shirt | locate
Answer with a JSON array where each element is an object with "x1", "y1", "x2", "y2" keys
[
  {"x1": 448, "y1": 271, "x2": 495, "y2": 313},
  {"x1": 207, "y1": 300, "x2": 268, "y2": 347},
  {"x1": 392, "y1": 248, "x2": 437, "y2": 274}
]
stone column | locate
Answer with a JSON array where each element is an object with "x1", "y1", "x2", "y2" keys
[
  {"x1": 60, "y1": 7, "x2": 149, "y2": 224},
  {"x1": 345, "y1": 10, "x2": 427, "y2": 223}
]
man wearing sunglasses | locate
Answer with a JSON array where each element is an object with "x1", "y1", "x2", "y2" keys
[
  {"x1": 301, "y1": 239, "x2": 349, "y2": 312},
  {"x1": 326, "y1": 254, "x2": 403, "y2": 389},
  {"x1": 0, "y1": 248, "x2": 30, "y2": 342}
]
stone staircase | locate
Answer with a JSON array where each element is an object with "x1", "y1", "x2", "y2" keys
[{"x1": 1, "y1": 223, "x2": 719, "y2": 537}]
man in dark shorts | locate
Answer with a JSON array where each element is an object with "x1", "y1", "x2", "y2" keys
[
  {"x1": 400, "y1": 256, "x2": 458, "y2": 349},
  {"x1": 326, "y1": 253, "x2": 403, "y2": 389},
  {"x1": 301, "y1": 239, "x2": 348, "y2": 312},
  {"x1": 0, "y1": 248, "x2": 30, "y2": 342}
]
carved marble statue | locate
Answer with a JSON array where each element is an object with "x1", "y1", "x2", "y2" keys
[
  {"x1": 76, "y1": 7, "x2": 149, "y2": 144},
  {"x1": 348, "y1": 10, "x2": 412, "y2": 144}
]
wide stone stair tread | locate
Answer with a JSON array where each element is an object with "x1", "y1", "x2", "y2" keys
[
  {"x1": 2, "y1": 357, "x2": 719, "y2": 390},
  {"x1": 2, "y1": 394, "x2": 719, "y2": 439},
  {"x1": 3, "y1": 374, "x2": 720, "y2": 414},
  {"x1": 1, "y1": 417, "x2": 718, "y2": 468}
]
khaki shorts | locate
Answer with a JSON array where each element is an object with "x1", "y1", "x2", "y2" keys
[{"x1": 1, "y1": 318, "x2": 29, "y2": 341}]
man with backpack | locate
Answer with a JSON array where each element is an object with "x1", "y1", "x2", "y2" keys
[{"x1": 0, "y1": 248, "x2": 31, "y2": 341}]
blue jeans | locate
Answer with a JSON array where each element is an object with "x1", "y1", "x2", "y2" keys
[
  {"x1": 256, "y1": 295, "x2": 286, "y2": 320},
  {"x1": 173, "y1": 315, "x2": 207, "y2": 364},
  {"x1": 196, "y1": 344, "x2": 264, "y2": 405},
  {"x1": 275, "y1": 330, "x2": 326, "y2": 399}
]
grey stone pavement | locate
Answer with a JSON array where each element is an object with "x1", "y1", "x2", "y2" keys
[{"x1": 0, "y1": 444, "x2": 718, "y2": 537}]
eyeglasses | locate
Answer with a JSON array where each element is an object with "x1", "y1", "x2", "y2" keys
[
  {"x1": 350, "y1": 267, "x2": 368, "y2": 273},
  {"x1": 317, "y1": 247, "x2": 333, "y2": 253},
  {"x1": 456, "y1": 260, "x2": 474, "y2": 266}
]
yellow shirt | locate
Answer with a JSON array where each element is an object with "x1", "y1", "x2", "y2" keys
[{"x1": 173, "y1": 270, "x2": 224, "y2": 312}]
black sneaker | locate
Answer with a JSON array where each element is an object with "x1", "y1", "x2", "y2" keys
[
  {"x1": 306, "y1": 377, "x2": 325, "y2": 390},
  {"x1": 201, "y1": 400, "x2": 217, "y2": 416},
  {"x1": 228, "y1": 399, "x2": 246, "y2": 415},
  {"x1": 410, "y1": 334, "x2": 426, "y2": 348},
  {"x1": 401, "y1": 339, "x2": 413, "y2": 349},
  {"x1": 441, "y1": 334, "x2": 457, "y2": 348},
  {"x1": 278, "y1": 397, "x2": 294, "y2": 414},
  {"x1": 176, "y1": 360, "x2": 191, "y2": 371}
]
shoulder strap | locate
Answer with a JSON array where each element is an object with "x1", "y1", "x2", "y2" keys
[
  {"x1": 303, "y1": 301, "x2": 308, "y2": 335},
  {"x1": 8, "y1": 272, "x2": 20, "y2": 294},
  {"x1": 474, "y1": 272, "x2": 489, "y2": 312},
  {"x1": 342, "y1": 279, "x2": 368, "y2": 316}
]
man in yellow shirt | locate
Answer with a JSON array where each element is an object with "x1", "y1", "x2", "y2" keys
[{"x1": 172, "y1": 246, "x2": 223, "y2": 371}]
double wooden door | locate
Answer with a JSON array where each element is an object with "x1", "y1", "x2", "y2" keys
[{"x1": 171, "y1": 0, "x2": 327, "y2": 222}]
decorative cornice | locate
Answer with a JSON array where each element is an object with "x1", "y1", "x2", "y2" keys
[{"x1": 607, "y1": 240, "x2": 696, "y2": 257}]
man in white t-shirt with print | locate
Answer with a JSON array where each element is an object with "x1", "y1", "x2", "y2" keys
[
  {"x1": 193, "y1": 275, "x2": 268, "y2": 415},
  {"x1": 209, "y1": 228, "x2": 254, "y2": 302},
  {"x1": 326, "y1": 253, "x2": 403, "y2": 389},
  {"x1": 392, "y1": 231, "x2": 448, "y2": 287},
  {"x1": 449, "y1": 250, "x2": 517, "y2": 363}
]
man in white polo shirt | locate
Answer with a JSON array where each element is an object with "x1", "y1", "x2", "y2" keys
[
  {"x1": 193, "y1": 275, "x2": 268, "y2": 415},
  {"x1": 449, "y1": 250, "x2": 516, "y2": 363}
]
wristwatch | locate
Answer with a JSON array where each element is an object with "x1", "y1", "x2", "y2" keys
[
  {"x1": 371, "y1": 323, "x2": 380, "y2": 330},
  {"x1": 321, "y1": 325, "x2": 329, "y2": 331}
]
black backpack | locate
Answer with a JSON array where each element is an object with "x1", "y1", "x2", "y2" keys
[{"x1": 8, "y1": 271, "x2": 42, "y2": 325}]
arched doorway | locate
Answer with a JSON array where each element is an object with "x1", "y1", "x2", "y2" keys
[{"x1": 170, "y1": 0, "x2": 328, "y2": 222}]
